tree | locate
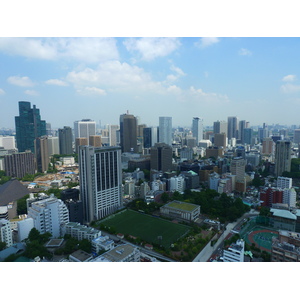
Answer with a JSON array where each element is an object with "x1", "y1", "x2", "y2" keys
[
  {"x1": 78, "y1": 239, "x2": 92, "y2": 253},
  {"x1": 0, "y1": 241, "x2": 6, "y2": 251},
  {"x1": 161, "y1": 192, "x2": 170, "y2": 203},
  {"x1": 17, "y1": 194, "x2": 29, "y2": 215}
]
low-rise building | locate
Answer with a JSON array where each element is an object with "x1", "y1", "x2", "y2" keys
[
  {"x1": 160, "y1": 200, "x2": 200, "y2": 222},
  {"x1": 69, "y1": 249, "x2": 93, "y2": 262},
  {"x1": 92, "y1": 235, "x2": 115, "y2": 253},
  {"x1": 223, "y1": 239, "x2": 245, "y2": 262},
  {"x1": 63, "y1": 222, "x2": 101, "y2": 242}
]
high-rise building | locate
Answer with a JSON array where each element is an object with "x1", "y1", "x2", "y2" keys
[
  {"x1": 213, "y1": 120, "x2": 227, "y2": 136},
  {"x1": 47, "y1": 136, "x2": 60, "y2": 155},
  {"x1": 277, "y1": 177, "x2": 292, "y2": 189},
  {"x1": 58, "y1": 126, "x2": 73, "y2": 155},
  {"x1": 262, "y1": 137, "x2": 275, "y2": 155},
  {"x1": 230, "y1": 157, "x2": 245, "y2": 181},
  {"x1": 275, "y1": 140, "x2": 291, "y2": 177},
  {"x1": 119, "y1": 113, "x2": 138, "y2": 153},
  {"x1": 27, "y1": 194, "x2": 69, "y2": 238},
  {"x1": 108, "y1": 125, "x2": 119, "y2": 146},
  {"x1": 60, "y1": 188, "x2": 83, "y2": 224},
  {"x1": 258, "y1": 123, "x2": 269, "y2": 142},
  {"x1": 89, "y1": 135, "x2": 102, "y2": 147},
  {"x1": 79, "y1": 145, "x2": 122, "y2": 223},
  {"x1": 243, "y1": 128, "x2": 253, "y2": 145},
  {"x1": 214, "y1": 133, "x2": 226, "y2": 148},
  {"x1": 293, "y1": 129, "x2": 300, "y2": 144},
  {"x1": 34, "y1": 136, "x2": 49, "y2": 173},
  {"x1": 0, "y1": 219, "x2": 13, "y2": 248},
  {"x1": 74, "y1": 119, "x2": 96, "y2": 139},
  {"x1": 192, "y1": 117, "x2": 203, "y2": 145},
  {"x1": 0, "y1": 136, "x2": 16, "y2": 150},
  {"x1": 4, "y1": 151, "x2": 35, "y2": 178},
  {"x1": 15, "y1": 101, "x2": 46, "y2": 153},
  {"x1": 238, "y1": 120, "x2": 248, "y2": 143},
  {"x1": 150, "y1": 143, "x2": 172, "y2": 172},
  {"x1": 75, "y1": 137, "x2": 88, "y2": 154},
  {"x1": 143, "y1": 127, "x2": 158, "y2": 148},
  {"x1": 227, "y1": 116, "x2": 238, "y2": 141},
  {"x1": 159, "y1": 117, "x2": 172, "y2": 146}
]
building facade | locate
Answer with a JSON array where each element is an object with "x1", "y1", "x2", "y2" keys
[
  {"x1": 192, "y1": 117, "x2": 203, "y2": 145},
  {"x1": 79, "y1": 145, "x2": 123, "y2": 223},
  {"x1": 58, "y1": 126, "x2": 73, "y2": 155},
  {"x1": 150, "y1": 143, "x2": 172, "y2": 172},
  {"x1": 119, "y1": 113, "x2": 138, "y2": 153},
  {"x1": 74, "y1": 119, "x2": 96, "y2": 139},
  {"x1": 15, "y1": 101, "x2": 46, "y2": 153},
  {"x1": 275, "y1": 140, "x2": 291, "y2": 177},
  {"x1": 159, "y1": 116, "x2": 172, "y2": 146}
]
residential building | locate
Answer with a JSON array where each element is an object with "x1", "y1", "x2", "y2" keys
[
  {"x1": 230, "y1": 157, "x2": 245, "y2": 181},
  {"x1": 275, "y1": 140, "x2": 291, "y2": 177},
  {"x1": 27, "y1": 194, "x2": 69, "y2": 238},
  {"x1": 74, "y1": 119, "x2": 96, "y2": 139},
  {"x1": 223, "y1": 239, "x2": 245, "y2": 262},
  {"x1": 271, "y1": 230, "x2": 300, "y2": 262},
  {"x1": 108, "y1": 124, "x2": 119, "y2": 147},
  {"x1": 159, "y1": 116, "x2": 172, "y2": 146},
  {"x1": 79, "y1": 145, "x2": 122, "y2": 223},
  {"x1": 169, "y1": 175, "x2": 185, "y2": 193},
  {"x1": 17, "y1": 218, "x2": 34, "y2": 242},
  {"x1": 4, "y1": 151, "x2": 35, "y2": 178},
  {"x1": 92, "y1": 235, "x2": 114, "y2": 253},
  {"x1": 262, "y1": 137, "x2": 275, "y2": 155},
  {"x1": 91, "y1": 243, "x2": 141, "y2": 262},
  {"x1": 60, "y1": 188, "x2": 83, "y2": 224},
  {"x1": 277, "y1": 177, "x2": 292, "y2": 189},
  {"x1": 192, "y1": 117, "x2": 203, "y2": 145},
  {"x1": 150, "y1": 143, "x2": 172, "y2": 172},
  {"x1": 0, "y1": 219, "x2": 13, "y2": 248},
  {"x1": 63, "y1": 222, "x2": 101, "y2": 242},
  {"x1": 58, "y1": 126, "x2": 73, "y2": 155},
  {"x1": 15, "y1": 101, "x2": 46, "y2": 153},
  {"x1": 69, "y1": 250, "x2": 93, "y2": 262}
]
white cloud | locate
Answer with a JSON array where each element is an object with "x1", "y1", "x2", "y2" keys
[
  {"x1": 238, "y1": 48, "x2": 252, "y2": 56},
  {"x1": 0, "y1": 88, "x2": 5, "y2": 95},
  {"x1": 45, "y1": 79, "x2": 68, "y2": 86},
  {"x1": 24, "y1": 90, "x2": 39, "y2": 96},
  {"x1": 195, "y1": 37, "x2": 220, "y2": 48},
  {"x1": 189, "y1": 86, "x2": 229, "y2": 103},
  {"x1": 280, "y1": 83, "x2": 300, "y2": 93},
  {"x1": 282, "y1": 74, "x2": 296, "y2": 82},
  {"x1": 123, "y1": 37, "x2": 181, "y2": 61},
  {"x1": 76, "y1": 87, "x2": 106, "y2": 96},
  {"x1": 7, "y1": 76, "x2": 35, "y2": 87},
  {"x1": 165, "y1": 64, "x2": 186, "y2": 83},
  {"x1": 66, "y1": 60, "x2": 163, "y2": 92},
  {"x1": 0, "y1": 37, "x2": 119, "y2": 63}
]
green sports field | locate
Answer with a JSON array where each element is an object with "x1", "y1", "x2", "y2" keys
[{"x1": 100, "y1": 210, "x2": 191, "y2": 249}]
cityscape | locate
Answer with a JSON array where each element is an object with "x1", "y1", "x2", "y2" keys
[{"x1": 1, "y1": 37, "x2": 300, "y2": 268}]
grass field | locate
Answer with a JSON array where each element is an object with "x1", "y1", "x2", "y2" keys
[{"x1": 100, "y1": 210, "x2": 191, "y2": 249}]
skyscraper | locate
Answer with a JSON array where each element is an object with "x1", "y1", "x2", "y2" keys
[
  {"x1": 119, "y1": 113, "x2": 138, "y2": 153},
  {"x1": 275, "y1": 140, "x2": 291, "y2": 177},
  {"x1": 108, "y1": 124, "x2": 119, "y2": 146},
  {"x1": 143, "y1": 127, "x2": 158, "y2": 148},
  {"x1": 159, "y1": 116, "x2": 172, "y2": 146},
  {"x1": 74, "y1": 119, "x2": 96, "y2": 139},
  {"x1": 79, "y1": 145, "x2": 122, "y2": 223},
  {"x1": 213, "y1": 120, "x2": 227, "y2": 136},
  {"x1": 238, "y1": 120, "x2": 247, "y2": 143},
  {"x1": 227, "y1": 116, "x2": 238, "y2": 141},
  {"x1": 243, "y1": 128, "x2": 253, "y2": 145},
  {"x1": 214, "y1": 133, "x2": 226, "y2": 148},
  {"x1": 15, "y1": 101, "x2": 46, "y2": 153},
  {"x1": 192, "y1": 117, "x2": 203, "y2": 145},
  {"x1": 34, "y1": 136, "x2": 49, "y2": 173},
  {"x1": 58, "y1": 126, "x2": 73, "y2": 155},
  {"x1": 150, "y1": 143, "x2": 172, "y2": 172},
  {"x1": 47, "y1": 136, "x2": 60, "y2": 155}
]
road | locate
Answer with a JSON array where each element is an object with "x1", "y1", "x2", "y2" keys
[{"x1": 193, "y1": 210, "x2": 259, "y2": 262}]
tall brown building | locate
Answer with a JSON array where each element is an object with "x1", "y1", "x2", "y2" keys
[
  {"x1": 214, "y1": 133, "x2": 226, "y2": 148},
  {"x1": 34, "y1": 136, "x2": 49, "y2": 173},
  {"x1": 120, "y1": 113, "x2": 138, "y2": 153},
  {"x1": 89, "y1": 135, "x2": 102, "y2": 147},
  {"x1": 150, "y1": 143, "x2": 172, "y2": 172},
  {"x1": 75, "y1": 137, "x2": 88, "y2": 154}
]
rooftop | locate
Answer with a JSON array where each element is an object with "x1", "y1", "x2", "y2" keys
[
  {"x1": 101, "y1": 244, "x2": 137, "y2": 262},
  {"x1": 270, "y1": 208, "x2": 297, "y2": 220},
  {"x1": 164, "y1": 200, "x2": 200, "y2": 212}
]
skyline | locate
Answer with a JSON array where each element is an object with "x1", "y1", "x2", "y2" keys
[{"x1": 1, "y1": 37, "x2": 300, "y2": 130}]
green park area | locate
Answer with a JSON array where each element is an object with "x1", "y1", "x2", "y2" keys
[{"x1": 98, "y1": 209, "x2": 191, "y2": 249}]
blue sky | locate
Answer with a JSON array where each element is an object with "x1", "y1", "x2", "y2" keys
[{"x1": 1, "y1": 37, "x2": 300, "y2": 129}]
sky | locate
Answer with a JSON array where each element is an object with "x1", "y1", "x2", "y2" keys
[{"x1": 1, "y1": 37, "x2": 300, "y2": 130}]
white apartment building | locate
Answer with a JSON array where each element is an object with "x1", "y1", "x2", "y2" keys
[
  {"x1": 17, "y1": 218, "x2": 34, "y2": 242},
  {"x1": 277, "y1": 177, "x2": 292, "y2": 189},
  {"x1": 92, "y1": 235, "x2": 115, "y2": 253},
  {"x1": 63, "y1": 222, "x2": 101, "y2": 242},
  {"x1": 27, "y1": 195, "x2": 69, "y2": 238},
  {"x1": 283, "y1": 188, "x2": 297, "y2": 208},
  {"x1": 223, "y1": 239, "x2": 245, "y2": 262},
  {"x1": 169, "y1": 176, "x2": 186, "y2": 193},
  {"x1": 0, "y1": 219, "x2": 13, "y2": 247}
]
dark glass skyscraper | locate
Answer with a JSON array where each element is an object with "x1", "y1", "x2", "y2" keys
[
  {"x1": 15, "y1": 101, "x2": 46, "y2": 153},
  {"x1": 58, "y1": 126, "x2": 73, "y2": 154}
]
